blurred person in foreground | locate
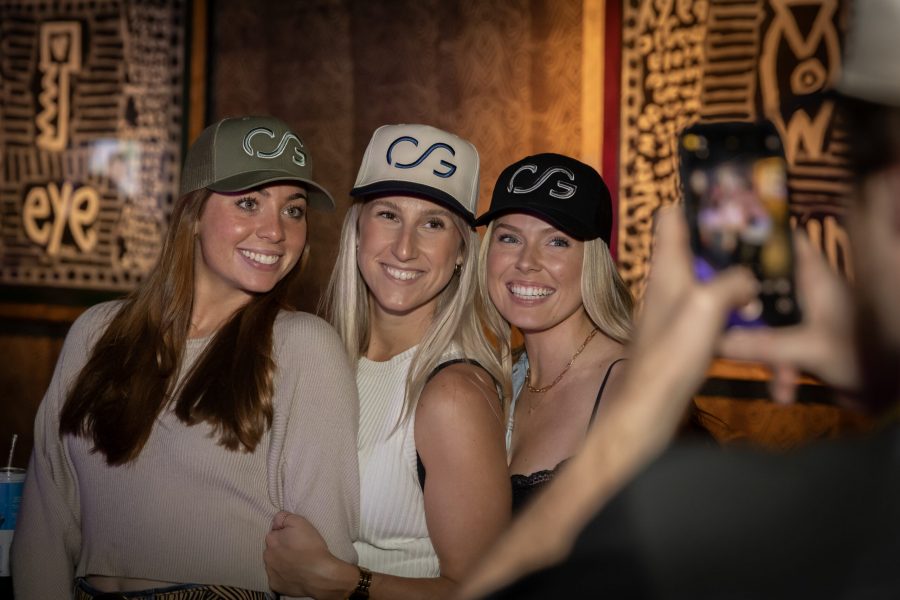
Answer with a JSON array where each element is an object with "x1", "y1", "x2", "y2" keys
[{"x1": 458, "y1": 1, "x2": 900, "y2": 597}]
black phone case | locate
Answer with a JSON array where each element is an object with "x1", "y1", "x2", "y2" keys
[{"x1": 679, "y1": 120, "x2": 801, "y2": 327}]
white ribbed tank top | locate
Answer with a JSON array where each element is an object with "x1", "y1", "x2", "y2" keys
[{"x1": 354, "y1": 345, "x2": 440, "y2": 577}]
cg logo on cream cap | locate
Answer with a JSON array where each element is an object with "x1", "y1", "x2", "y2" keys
[
  {"x1": 386, "y1": 136, "x2": 457, "y2": 178},
  {"x1": 351, "y1": 124, "x2": 480, "y2": 222}
]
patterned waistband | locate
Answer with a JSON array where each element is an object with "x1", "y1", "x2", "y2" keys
[{"x1": 73, "y1": 578, "x2": 273, "y2": 600}]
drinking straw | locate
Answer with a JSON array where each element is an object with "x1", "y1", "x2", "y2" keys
[{"x1": 6, "y1": 434, "x2": 17, "y2": 470}]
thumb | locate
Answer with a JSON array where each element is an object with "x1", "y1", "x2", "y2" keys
[
  {"x1": 704, "y1": 265, "x2": 758, "y2": 314},
  {"x1": 769, "y1": 363, "x2": 800, "y2": 405},
  {"x1": 272, "y1": 510, "x2": 291, "y2": 531}
]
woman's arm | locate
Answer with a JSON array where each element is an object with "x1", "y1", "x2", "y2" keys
[
  {"x1": 266, "y1": 362, "x2": 510, "y2": 600},
  {"x1": 12, "y1": 401, "x2": 83, "y2": 599},
  {"x1": 11, "y1": 309, "x2": 102, "y2": 599},
  {"x1": 407, "y1": 362, "x2": 511, "y2": 592},
  {"x1": 275, "y1": 315, "x2": 361, "y2": 565}
]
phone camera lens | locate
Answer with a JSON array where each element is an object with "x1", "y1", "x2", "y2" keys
[
  {"x1": 776, "y1": 297, "x2": 795, "y2": 314},
  {"x1": 775, "y1": 278, "x2": 792, "y2": 295}
]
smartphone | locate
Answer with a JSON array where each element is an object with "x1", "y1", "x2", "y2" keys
[{"x1": 678, "y1": 120, "x2": 801, "y2": 327}]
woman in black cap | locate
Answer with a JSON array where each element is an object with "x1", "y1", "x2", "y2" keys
[
  {"x1": 474, "y1": 153, "x2": 634, "y2": 513},
  {"x1": 12, "y1": 116, "x2": 359, "y2": 599}
]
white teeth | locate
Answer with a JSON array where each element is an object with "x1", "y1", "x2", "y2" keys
[
  {"x1": 384, "y1": 265, "x2": 421, "y2": 281},
  {"x1": 509, "y1": 284, "x2": 554, "y2": 298},
  {"x1": 240, "y1": 250, "x2": 279, "y2": 265}
]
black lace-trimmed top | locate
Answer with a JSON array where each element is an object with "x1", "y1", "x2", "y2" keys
[{"x1": 509, "y1": 356, "x2": 626, "y2": 514}]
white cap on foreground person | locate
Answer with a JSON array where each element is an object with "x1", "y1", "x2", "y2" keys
[{"x1": 458, "y1": 1, "x2": 900, "y2": 598}]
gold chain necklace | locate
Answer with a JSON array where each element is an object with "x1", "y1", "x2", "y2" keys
[{"x1": 526, "y1": 328, "x2": 600, "y2": 394}]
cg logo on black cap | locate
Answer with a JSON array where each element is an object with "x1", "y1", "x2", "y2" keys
[
  {"x1": 243, "y1": 127, "x2": 307, "y2": 167},
  {"x1": 507, "y1": 165, "x2": 577, "y2": 199},
  {"x1": 386, "y1": 136, "x2": 457, "y2": 178}
]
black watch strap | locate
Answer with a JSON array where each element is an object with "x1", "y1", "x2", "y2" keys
[{"x1": 347, "y1": 566, "x2": 373, "y2": 600}]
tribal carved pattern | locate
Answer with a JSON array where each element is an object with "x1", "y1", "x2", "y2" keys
[
  {"x1": 0, "y1": 0, "x2": 186, "y2": 292},
  {"x1": 618, "y1": 0, "x2": 850, "y2": 301}
]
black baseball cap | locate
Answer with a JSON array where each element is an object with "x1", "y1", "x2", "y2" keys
[{"x1": 475, "y1": 153, "x2": 613, "y2": 243}]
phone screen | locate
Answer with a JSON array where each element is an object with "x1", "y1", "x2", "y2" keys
[{"x1": 680, "y1": 121, "x2": 801, "y2": 327}]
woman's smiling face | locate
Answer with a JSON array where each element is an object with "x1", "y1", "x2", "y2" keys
[
  {"x1": 194, "y1": 183, "x2": 308, "y2": 306},
  {"x1": 486, "y1": 212, "x2": 585, "y2": 334},
  {"x1": 356, "y1": 195, "x2": 463, "y2": 319}
]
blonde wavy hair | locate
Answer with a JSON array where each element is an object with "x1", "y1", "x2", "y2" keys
[
  {"x1": 476, "y1": 219, "x2": 634, "y2": 408},
  {"x1": 321, "y1": 199, "x2": 502, "y2": 424}
]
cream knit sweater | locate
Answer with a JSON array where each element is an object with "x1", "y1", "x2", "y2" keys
[{"x1": 12, "y1": 301, "x2": 360, "y2": 599}]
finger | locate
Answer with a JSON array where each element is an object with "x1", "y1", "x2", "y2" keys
[
  {"x1": 272, "y1": 510, "x2": 290, "y2": 530},
  {"x1": 653, "y1": 266, "x2": 756, "y2": 356},
  {"x1": 263, "y1": 553, "x2": 277, "y2": 580},
  {"x1": 768, "y1": 363, "x2": 799, "y2": 405},
  {"x1": 703, "y1": 265, "x2": 759, "y2": 313},
  {"x1": 649, "y1": 207, "x2": 694, "y2": 288},
  {"x1": 718, "y1": 326, "x2": 808, "y2": 366},
  {"x1": 639, "y1": 208, "x2": 695, "y2": 337},
  {"x1": 793, "y1": 230, "x2": 832, "y2": 298}
]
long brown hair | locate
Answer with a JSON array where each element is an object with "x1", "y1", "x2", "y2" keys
[{"x1": 60, "y1": 189, "x2": 304, "y2": 465}]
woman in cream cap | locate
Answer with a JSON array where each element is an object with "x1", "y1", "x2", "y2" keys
[{"x1": 265, "y1": 124, "x2": 510, "y2": 599}]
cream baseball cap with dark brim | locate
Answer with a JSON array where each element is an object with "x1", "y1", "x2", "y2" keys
[
  {"x1": 179, "y1": 116, "x2": 336, "y2": 210},
  {"x1": 351, "y1": 124, "x2": 479, "y2": 224}
]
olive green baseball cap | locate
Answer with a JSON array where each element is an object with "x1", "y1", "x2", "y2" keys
[{"x1": 179, "y1": 116, "x2": 335, "y2": 210}]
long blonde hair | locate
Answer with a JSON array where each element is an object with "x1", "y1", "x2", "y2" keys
[
  {"x1": 476, "y1": 220, "x2": 633, "y2": 408},
  {"x1": 321, "y1": 199, "x2": 502, "y2": 424}
]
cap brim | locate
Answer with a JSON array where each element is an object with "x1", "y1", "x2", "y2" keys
[
  {"x1": 474, "y1": 205, "x2": 602, "y2": 242},
  {"x1": 351, "y1": 180, "x2": 475, "y2": 225},
  {"x1": 208, "y1": 170, "x2": 336, "y2": 211}
]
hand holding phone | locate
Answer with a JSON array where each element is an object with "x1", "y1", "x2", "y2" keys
[{"x1": 679, "y1": 120, "x2": 801, "y2": 327}]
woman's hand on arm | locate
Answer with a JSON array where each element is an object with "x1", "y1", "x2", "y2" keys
[
  {"x1": 266, "y1": 360, "x2": 510, "y2": 600},
  {"x1": 265, "y1": 512, "x2": 358, "y2": 600},
  {"x1": 268, "y1": 364, "x2": 509, "y2": 600}
]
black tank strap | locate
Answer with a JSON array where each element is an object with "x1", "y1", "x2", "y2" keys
[
  {"x1": 428, "y1": 358, "x2": 480, "y2": 378},
  {"x1": 589, "y1": 358, "x2": 627, "y2": 425}
]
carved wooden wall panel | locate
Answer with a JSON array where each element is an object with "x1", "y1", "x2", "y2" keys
[
  {"x1": 617, "y1": 0, "x2": 850, "y2": 300},
  {"x1": 0, "y1": 0, "x2": 187, "y2": 296}
]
